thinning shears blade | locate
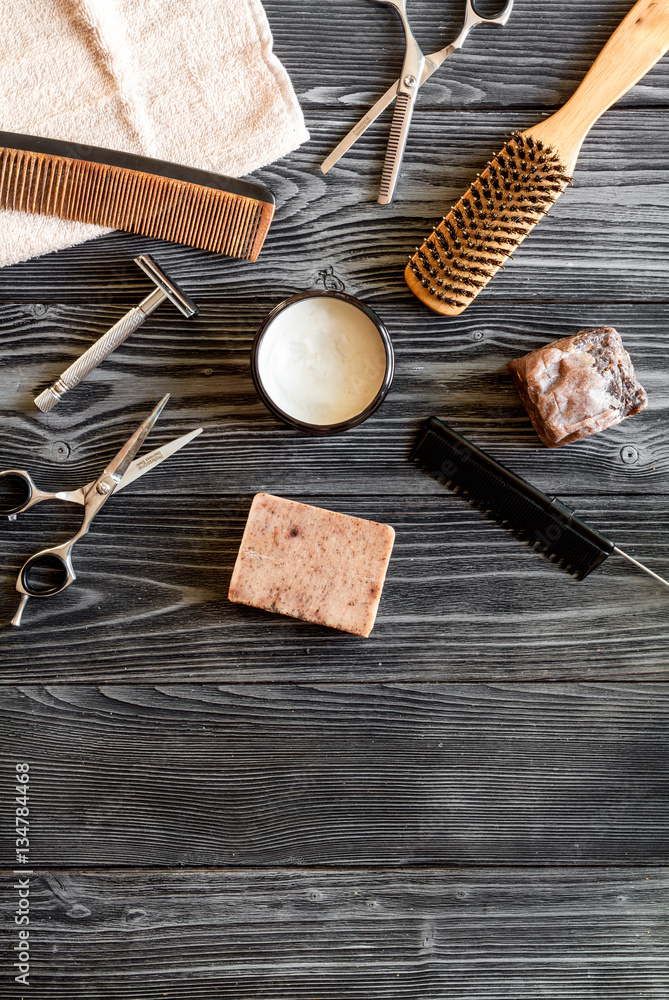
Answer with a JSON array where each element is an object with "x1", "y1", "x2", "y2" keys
[
  {"x1": 321, "y1": 53, "x2": 440, "y2": 177},
  {"x1": 376, "y1": 66, "x2": 424, "y2": 203}
]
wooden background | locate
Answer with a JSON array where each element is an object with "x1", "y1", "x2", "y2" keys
[{"x1": 1, "y1": 0, "x2": 668, "y2": 995}]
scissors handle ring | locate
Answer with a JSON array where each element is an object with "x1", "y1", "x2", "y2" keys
[
  {"x1": 0, "y1": 469, "x2": 41, "y2": 518},
  {"x1": 18, "y1": 545, "x2": 76, "y2": 598},
  {"x1": 1, "y1": 469, "x2": 89, "y2": 519},
  {"x1": 468, "y1": 0, "x2": 514, "y2": 27}
]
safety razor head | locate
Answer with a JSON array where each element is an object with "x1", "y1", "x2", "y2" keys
[{"x1": 135, "y1": 254, "x2": 198, "y2": 318}]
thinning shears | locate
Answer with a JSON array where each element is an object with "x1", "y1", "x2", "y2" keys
[
  {"x1": 2, "y1": 394, "x2": 202, "y2": 626},
  {"x1": 321, "y1": 0, "x2": 515, "y2": 203}
]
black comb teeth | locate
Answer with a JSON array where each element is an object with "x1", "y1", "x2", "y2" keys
[
  {"x1": 412, "y1": 418, "x2": 614, "y2": 581},
  {"x1": 406, "y1": 132, "x2": 571, "y2": 315}
]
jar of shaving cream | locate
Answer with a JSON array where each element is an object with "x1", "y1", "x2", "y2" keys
[{"x1": 251, "y1": 291, "x2": 394, "y2": 434}]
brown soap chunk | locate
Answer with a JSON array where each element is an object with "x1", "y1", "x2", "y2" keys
[
  {"x1": 509, "y1": 326, "x2": 647, "y2": 447},
  {"x1": 228, "y1": 494, "x2": 395, "y2": 637}
]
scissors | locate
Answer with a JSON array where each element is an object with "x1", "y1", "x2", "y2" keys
[
  {"x1": 1, "y1": 394, "x2": 202, "y2": 627},
  {"x1": 321, "y1": 0, "x2": 515, "y2": 203}
]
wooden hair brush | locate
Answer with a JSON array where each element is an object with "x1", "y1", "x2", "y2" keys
[
  {"x1": 405, "y1": 0, "x2": 669, "y2": 316},
  {"x1": 0, "y1": 132, "x2": 275, "y2": 260}
]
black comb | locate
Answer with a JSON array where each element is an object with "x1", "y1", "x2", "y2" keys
[{"x1": 413, "y1": 416, "x2": 669, "y2": 589}]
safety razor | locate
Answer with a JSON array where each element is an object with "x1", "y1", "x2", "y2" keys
[{"x1": 34, "y1": 254, "x2": 198, "y2": 412}]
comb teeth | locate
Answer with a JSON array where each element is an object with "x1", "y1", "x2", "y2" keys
[
  {"x1": 0, "y1": 146, "x2": 274, "y2": 260},
  {"x1": 405, "y1": 132, "x2": 571, "y2": 316},
  {"x1": 412, "y1": 417, "x2": 613, "y2": 581}
]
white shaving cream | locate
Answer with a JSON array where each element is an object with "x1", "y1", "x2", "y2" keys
[{"x1": 257, "y1": 296, "x2": 388, "y2": 426}]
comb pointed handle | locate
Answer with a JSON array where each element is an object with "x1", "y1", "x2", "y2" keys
[{"x1": 614, "y1": 546, "x2": 669, "y2": 590}]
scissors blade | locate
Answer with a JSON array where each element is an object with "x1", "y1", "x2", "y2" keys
[
  {"x1": 103, "y1": 394, "x2": 170, "y2": 489},
  {"x1": 321, "y1": 81, "x2": 400, "y2": 175},
  {"x1": 320, "y1": 54, "x2": 439, "y2": 176},
  {"x1": 114, "y1": 427, "x2": 203, "y2": 493}
]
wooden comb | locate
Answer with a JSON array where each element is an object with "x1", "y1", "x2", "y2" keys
[
  {"x1": 406, "y1": 0, "x2": 669, "y2": 316},
  {"x1": 0, "y1": 132, "x2": 275, "y2": 260}
]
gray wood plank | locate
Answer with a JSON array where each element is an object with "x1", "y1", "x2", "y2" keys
[
  {"x1": 1, "y1": 495, "x2": 668, "y2": 680},
  {"x1": 1, "y1": 2, "x2": 668, "y2": 997},
  {"x1": 0, "y1": 684, "x2": 667, "y2": 865},
  {"x1": 0, "y1": 109, "x2": 667, "y2": 302},
  {"x1": 0, "y1": 5, "x2": 666, "y2": 998},
  {"x1": 265, "y1": 0, "x2": 669, "y2": 109},
  {"x1": 1, "y1": 301, "x2": 667, "y2": 496},
  {"x1": 1, "y1": 868, "x2": 667, "y2": 998}
]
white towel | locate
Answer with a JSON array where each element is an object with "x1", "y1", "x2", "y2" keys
[{"x1": 0, "y1": 0, "x2": 309, "y2": 268}]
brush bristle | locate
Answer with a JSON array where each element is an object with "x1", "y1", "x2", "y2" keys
[
  {"x1": 405, "y1": 133, "x2": 571, "y2": 316},
  {"x1": 0, "y1": 146, "x2": 274, "y2": 260}
]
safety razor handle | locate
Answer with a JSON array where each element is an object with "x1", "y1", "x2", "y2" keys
[
  {"x1": 34, "y1": 254, "x2": 198, "y2": 413},
  {"x1": 34, "y1": 302, "x2": 154, "y2": 413}
]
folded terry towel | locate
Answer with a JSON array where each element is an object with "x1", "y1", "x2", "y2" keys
[{"x1": 0, "y1": 0, "x2": 309, "y2": 268}]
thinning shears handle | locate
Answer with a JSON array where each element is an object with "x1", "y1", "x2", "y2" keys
[
  {"x1": 427, "y1": 0, "x2": 514, "y2": 72},
  {"x1": 320, "y1": 0, "x2": 514, "y2": 178},
  {"x1": 466, "y1": 0, "x2": 514, "y2": 29}
]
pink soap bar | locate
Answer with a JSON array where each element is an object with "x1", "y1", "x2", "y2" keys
[{"x1": 228, "y1": 493, "x2": 395, "y2": 637}]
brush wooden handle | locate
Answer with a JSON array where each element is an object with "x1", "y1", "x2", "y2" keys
[{"x1": 530, "y1": 0, "x2": 669, "y2": 171}]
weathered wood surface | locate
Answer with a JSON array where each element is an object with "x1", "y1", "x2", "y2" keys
[
  {"x1": 270, "y1": 0, "x2": 669, "y2": 109},
  {"x1": 1, "y1": 496, "x2": 669, "y2": 679},
  {"x1": 1, "y1": 684, "x2": 668, "y2": 866},
  {"x1": 1, "y1": 299, "x2": 667, "y2": 498},
  {"x1": 0, "y1": 109, "x2": 668, "y2": 304},
  {"x1": 1, "y1": 868, "x2": 667, "y2": 998},
  {"x1": 1, "y1": 0, "x2": 668, "y2": 996}
]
